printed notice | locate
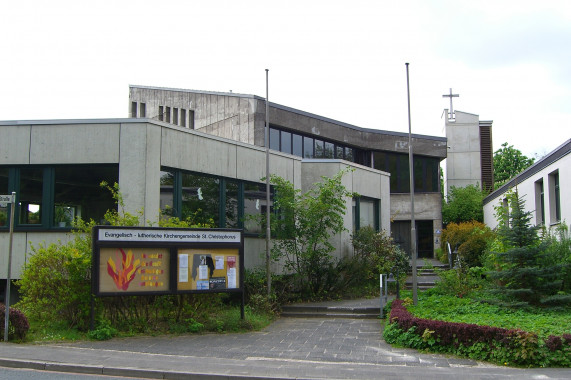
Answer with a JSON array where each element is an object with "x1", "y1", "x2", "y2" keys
[
  {"x1": 196, "y1": 281, "x2": 209, "y2": 290},
  {"x1": 179, "y1": 254, "x2": 189, "y2": 283},
  {"x1": 209, "y1": 277, "x2": 226, "y2": 290},
  {"x1": 227, "y1": 256, "x2": 236, "y2": 268},
  {"x1": 199, "y1": 264, "x2": 209, "y2": 280},
  {"x1": 227, "y1": 267, "x2": 237, "y2": 289},
  {"x1": 215, "y1": 256, "x2": 224, "y2": 270}
]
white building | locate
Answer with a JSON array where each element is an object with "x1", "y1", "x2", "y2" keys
[{"x1": 483, "y1": 139, "x2": 570, "y2": 230}]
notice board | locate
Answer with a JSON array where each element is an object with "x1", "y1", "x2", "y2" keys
[{"x1": 92, "y1": 226, "x2": 243, "y2": 297}]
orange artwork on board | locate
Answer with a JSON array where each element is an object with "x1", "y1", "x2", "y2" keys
[{"x1": 107, "y1": 248, "x2": 141, "y2": 291}]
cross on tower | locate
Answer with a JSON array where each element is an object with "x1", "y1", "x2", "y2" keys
[{"x1": 442, "y1": 88, "x2": 459, "y2": 118}]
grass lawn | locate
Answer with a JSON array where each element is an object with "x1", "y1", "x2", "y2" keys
[{"x1": 405, "y1": 291, "x2": 571, "y2": 339}]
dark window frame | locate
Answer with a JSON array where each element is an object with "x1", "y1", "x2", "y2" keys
[{"x1": 0, "y1": 165, "x2": 118, "y2": 231}]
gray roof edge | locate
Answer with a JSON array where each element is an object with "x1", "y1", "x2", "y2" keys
[
  {"x1": 270, "y1": 102, "x2": 447, "y2": 142},
  {"x1": 0, "y1": 118, "x2": 161, "y2": 126},
  {"x1": 130, "y1": 85, "x2": 446, "y2": 142},
  {"x1": 483, "y1": 138, "x2": 571, "y2": 205},
  {"x1": 129, "y1": 85, "x2": 261, "y2": 101}
]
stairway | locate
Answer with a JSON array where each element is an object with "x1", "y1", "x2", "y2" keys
[
  {"x1": 280, "y1": 299, "x2": 384, "y2": 319},
  {"x1": 404, "y1": 259, "x2": 448, "y2": 291}
]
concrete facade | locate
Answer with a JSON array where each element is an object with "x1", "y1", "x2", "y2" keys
[
  {"x1": 445, "y1": 110, "x2": 494, "y2": 195},
  {"x1": 129, "y1": 86, "x2": 448, "y2": 159},
  {"x1": 129, "y1": 85, "x2": 447, "y2": 258},
  {"x1": 483, "y1": 139, "x2": 571, "y2": 230},
  {"x1": 0, "y1": 119, "x2": 390, "y2": 279}
]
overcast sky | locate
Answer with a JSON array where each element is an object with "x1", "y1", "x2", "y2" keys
[{"x1": 1, "y1": 0, "x2": 569, "y2": 158}]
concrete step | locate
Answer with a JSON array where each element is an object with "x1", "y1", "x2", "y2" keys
[{"x1": 280, "y1": 305, "x2": 381, "y2": 319}]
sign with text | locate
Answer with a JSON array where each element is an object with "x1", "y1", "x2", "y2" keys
[
  {"x1": 177, "y1": 248, "x2": 240, "y2": 291},
  {"x1": 0, "y1": 194, "x2": 14, "y2": 207},
  {"x1": 92, "y1": 226, "x2": 243, "y2": 297}
]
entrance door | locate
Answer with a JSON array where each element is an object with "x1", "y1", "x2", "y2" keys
[{"x1": 390, "y1": 220, "x2": 434, "y2": 258}]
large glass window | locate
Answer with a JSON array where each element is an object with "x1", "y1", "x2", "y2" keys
[
  {"x1": 345, "y1": 147, "x2": 354, "y2": 162},
  {"x1": 352, "y1": 197, "x2": 379, "y2": 231},
  {"x1": 535, "y1": 179, "x2": 545, "y2": 225},
  {"x1": 549, "y1": 171, "x2": 560, "y2": 224},
  {"x1": 181, "y1": 172, "x2": 220, "y2": 226},
  {"x1": 314, "y1": 139, "x2": 324, "y2": 158},
  {"x1": 225, "y1": 180, "x2": 239, "y2": 228},
  {"x1": 359, "y1": 198, "x2": 376, "y2": 229},
  {"x1": 0, "y1": 168, "x2": 8, "y2": 227},
  {"x1": 292, "y1": 134, "x2": 303, "y2": 157},
  {"x1": 160, "y1": 170, "x2": 176, "y2": 218},
  {"x1": 280, "y1": 130, "x2": 292, "y2": 154},
  {"x1": 269, "y1": 128, "x2": 280, "y2": 151},
  {"x1": 397, "y1": 155, "x2": 410, "y2": 193},
  {"x1": 0, "y1": 165, "x2": 118, "y2": 229},
  {"x1": 335, "y1": 145, "x2": 344, "y2": 159},
  {"x1": 19, "y1": 168, "x2": 44, "y2": 225},
  {"x1": 374, "y1": 151, "x2": 439, "y2": 193},
  {"x1": 267, "y1": 126, "x2": 366, "y2": 164},
  {"x1": 160, "y1": 168, "x2": 277, "y2": 234},
  {"x1": 53, "y1": 166, "x2": 117, "y2": 227},
  {"x1": 243, "y1": 183, "x2": 272, "y2": 234},
  {"x1": 324, "y1": 142, "x2": 334, "y2": 159},
  {"x1": 303, "y1": 136, "x2": 313, "y2": 158}
]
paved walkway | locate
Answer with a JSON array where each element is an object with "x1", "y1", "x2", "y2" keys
[{"x1": 0, "y1": 299, "x2": 569, "y2": 379}]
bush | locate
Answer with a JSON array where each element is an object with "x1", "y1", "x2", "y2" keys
[
  {"x1": 88, "y1": 319, "x2": 118, "y2": 341},
  {"x1": 351, "y1": 227, "x2": 410, "y2": 286},
  {"x1": 441, "y1": 221, "x2": 495, "y2": 267},
  {"x1": 384, "y1": 299, "x2": 571, "y2": 367},
  {"x1": 431, "y1": 267, "x2": 486, "y2": 298},
  {"x1": 0, "y1": 303, "x2": 30, "y2": 340},
  {"x1": 16, "y1": 240, "x2": 92, "y2": 329}
]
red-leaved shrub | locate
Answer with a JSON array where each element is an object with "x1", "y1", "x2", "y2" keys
[{"x1": 0, "y1": 303, "x2": 30, "y2": 340}]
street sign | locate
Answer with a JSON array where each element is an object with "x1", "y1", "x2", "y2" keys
[{"x1": 0, "y1": 194, "x2": 14, "y2": 207}]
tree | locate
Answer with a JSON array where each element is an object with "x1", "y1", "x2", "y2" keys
[
  {"x1": 266, "y1": 168, "x2": 354, "y2": 296},
  {"x1": 493, "y1": 142, "x2": 535, "y2": 190},
  {"x1": 442, "y1": 185, "x2": 486, "y2": 225},
  {"x1": 488, "y1": 191, "x2": 564, "y2": 306}
]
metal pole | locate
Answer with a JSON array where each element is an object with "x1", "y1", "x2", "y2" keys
[
  {"x1": 265, "y1": 69, "x2": 272, "y2": 295},
  {"x1": 4, "y1": 192, "x2": 15, "y2": 342},
  {"x1": 405, "y1": 63, "x2": 418, "y2": 306}
]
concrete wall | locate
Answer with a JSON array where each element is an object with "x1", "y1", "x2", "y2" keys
[
  {"x1": 130, "y1": 86, "x2": 448, "y2": 160},
  {"x1": 391, "y1": 192, "x2": 443, "y2": 256},
  {"x1": 129, "y1": 87, "x2": 257, "y2": 145},
  {"x1": 269, "y1": 101, "x2": 447, "y2": 158},
  {"x1": 1, "y1": 118, "x2": 391, "y2": 278},
  {"x1": 300, "y1": 160, "x2": 390, "y2": 259},
  {"x1": 445, "y1": 110, "x2": 482, "y2": 194}
]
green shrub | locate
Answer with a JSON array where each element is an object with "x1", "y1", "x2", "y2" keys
[
  {"x1": 351, "y1": 227, "x2": 409, "y2": 289},
  {"x1": 88, "y1": 319, "x2": 118, "y2": 341},
  {"x1": 16, "y1": 241, "x2": 92, "y2": 329},
  {"x1": 431, "y1": 267, "x2": 486, "y2": 298}
]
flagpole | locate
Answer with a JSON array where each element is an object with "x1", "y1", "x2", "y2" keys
[
  {"x1": 265, "y1": 69, "x2": 272, "y2": 295},
  {"x1": 405, "y1": 63, "x2": 418, "y2": 306}
]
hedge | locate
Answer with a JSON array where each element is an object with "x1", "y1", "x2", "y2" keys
[{"x1": 386, "y1": 299, "x2": 570, "y2": 367}]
